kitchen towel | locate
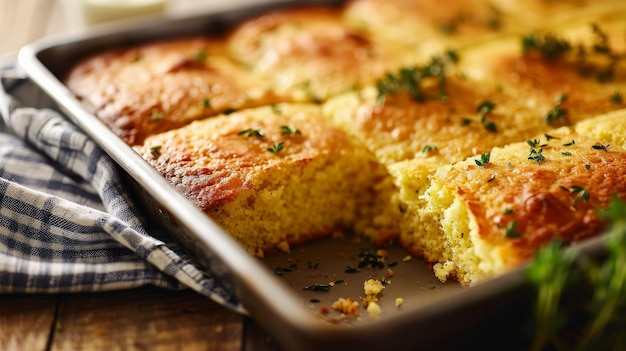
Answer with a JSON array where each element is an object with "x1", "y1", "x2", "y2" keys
[{"x1": 0, "y1": 61, "x2": 245, "y2": 314}]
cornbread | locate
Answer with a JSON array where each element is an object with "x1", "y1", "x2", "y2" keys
[
  {"x1": 226, "y1": 6, "x2": 412, "y2": 102},
  {"x1": 64, "y1": 37, "x2": 280, "y2": 145},
  {"x1": 134, "y1": 103, "x2": 391, "y2": 257},
  {"x1": 64, "y1": 1, "x2": 626, "y2": 286},
  {"x1": 402, "y1": 110, "x2": 626, "y2": 286},
  {"x1": 343, "y1": 0, "x2": 523, "y2": 55},
  {"x1": 457, "y1": 12, "x2": 626, "y2": 127},
  {"x1": 323, "y1": 74, "x2": 550, "y2": 167}
]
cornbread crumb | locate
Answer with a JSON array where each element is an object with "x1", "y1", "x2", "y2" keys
[
  {"x1": 366, "y1": 301, "x2": 382, "y2": 317},
  {"x1": 363, "y1": 279, "x2": 384, "y2": 296},
  {"x1": 331, "y1": 298, "x2": 360, "y2": 318},
  {"x1": 395, "y1": 298, "x2": 404, "y2": 307}
]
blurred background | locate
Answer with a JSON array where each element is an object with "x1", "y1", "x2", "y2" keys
[{"x1": 0, "y1": 0, "x2": 273, "y2": 58}]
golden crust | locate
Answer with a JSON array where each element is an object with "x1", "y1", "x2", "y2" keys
[
  {"x1": 64, "y1": 37, "x2": 280, "y2": 145},
  {"x1": 457, "y1": 13, "x2": 626, "y2": 126},
  {"x1": 344, "y1": 0, "x2": 523, "y2": 54},
  {"x1": 227, "y1": 6, "x2": 411, "y2": 101},
  {"x1": 324, "y1": 76, "x2": 551, "y2": 166}
]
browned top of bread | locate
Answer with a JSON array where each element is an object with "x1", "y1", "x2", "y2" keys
[
  {"x1": 458, "y1": 14, "x2": 626, "y2": 126},
  {"x1": 134, "y1": 104, "x2": 361, "y2": 210},
  {"x1": 434, "y1": 126, "x2": 626, "y2": 266},
  {"x1": 64, "y1": 37, "x2": 280, "y2": 145},
  {"x1": 324, "y1": 74, "x2": 551, "y2": 166},
  {"x1": 227, "y1": 6, "x2": 410, "y2": 101}
]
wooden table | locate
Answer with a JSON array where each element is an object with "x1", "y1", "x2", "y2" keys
[{"x1": 0, "y1": 1, "x2": 282, "y2": 350}]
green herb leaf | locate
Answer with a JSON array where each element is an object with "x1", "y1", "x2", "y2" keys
[
  {"x1": 504, "y1": 221, "x2": 522, "y2": 238},
  {"x1": 280, "y1": 125, "x2": 301, "y2": 135},
  {"x1": 149, "y1": 145, "x2": 161, "y2": 156},
  {"x1": 522, "y1": 32, "x2": 572, "y2": 60},
  {"x1": 267, "y1": 142, "x2": 285, "y2": 153},
  {"x1": 610, "y1": 91, "x2": 623, "y2": 104},
  {"x1": 592, "y1": 143, "x2": 610, "y2": 152},
  {"x1": 475, "y1": 152, "x2": 490, "y2": 167},
  {"x1": 237, "y1": 128, "x2": 266, "y2": 138},
  {"x1": 570, "y1": 185, "x2": 590, "y2": 204},
  {"x1": 422, "y1": 145, "x2": 438, "y2": 153}
]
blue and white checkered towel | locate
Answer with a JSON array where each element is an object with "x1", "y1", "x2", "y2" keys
[{"x1": 0, "y1": 61, "x2": 244, "y2": 314}]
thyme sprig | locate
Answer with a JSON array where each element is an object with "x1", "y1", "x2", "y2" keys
[
  {"x1": 525, "y1": 196, "x2": 626, "y2": 351},
  {"x1": 527, "y1": 139, "x2": 546, "y2": 164},
  {"x1": 475, "y1": 152, "x2": 490, "y2": 167},
  {"x1": 545, "y1": 94, "x2": 569, "y2": 126},
  {"x1": 477, "y1": 100, "x2": 497, "y2": 132},
  {"x1": 376, "y1": 51, "x2": 458, "y2": 104},
  {"x1": 522, "y1": 24, "x2": 626, "y2": 83}
]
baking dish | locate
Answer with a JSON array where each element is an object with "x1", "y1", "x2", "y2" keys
[{"x1": 16, "y1": 1, "x2": 610, "y2": 349}]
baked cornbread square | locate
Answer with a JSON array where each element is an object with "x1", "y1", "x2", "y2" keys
[
  {"x1": 343, "y1": 0, "x2": 524, "y2": 56},
  {"x1": 399, "y1": 109, "x2": 626, "y2": 286},
  {"x1": 134, "y1": 103, "x2": 393, "y2": 256},
  {"x1": 64, "y1": 37, "x2": 280, "y2": 145},
  {"x1": 456, "y1": 11, "x2": 626, "y2": 127},
  {"x1": 323, "y1": 74, "x2": 552, "y2": 167},
  {"x1": 227, "y1": 5, "x2": 414, "y2": 103}
]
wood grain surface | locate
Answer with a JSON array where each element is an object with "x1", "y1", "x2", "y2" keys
[{"x1": 0, "y1": 286, "x2": 283, "y2": 351}]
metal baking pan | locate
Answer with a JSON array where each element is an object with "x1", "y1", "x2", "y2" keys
[{"x1": 16, "y1": 1, "x2": 608, "y2": 350}]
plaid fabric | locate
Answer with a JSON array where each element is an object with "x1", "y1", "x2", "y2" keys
[{"x1": 0, "y1": 62, "x2": 245, "y2": 314}]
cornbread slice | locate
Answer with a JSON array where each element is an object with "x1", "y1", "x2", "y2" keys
[
  {"x1": 226, "y1": 6, "x2": 413, "y2": 102},
  {"x1": 134, "y1": 103, "x2": 393, "y2": 257},
  {"x1": 64, "y1": 37, "x2": 280, "y2": 145},
  {"x1": 399, "y1": 110, "x2": 626, "y2": 286},
  {"x1": 343, "y1": 0, "x2": 524, "y2": 55},
  {"x1": 323, "y1": 75, "x2": 550, "y2": 167},
  {"x1": 457, "y1": 11, "x2": 626, "y2": 127}
]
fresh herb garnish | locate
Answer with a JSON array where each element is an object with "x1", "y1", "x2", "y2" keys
[
  {"x1": 280, "y1": 125, "x2": 301, "y2": 135},
  {"x1": 150, "y1": 110, "x2": 165, "y2": 121},
  {"x1": 545, "y1": 94, "x2": 569, "y2": 126},
  {"x1": 522, "y1": 32, "x2": 571, "y2": 60},
  {"x1": 357, "y1": 247, "x2": 385, "y2": 269},
  {"x1": 477, "y1": 100, "x2": 497, "y2": 132},
  {"x1": 376, "y1": 53, "x2": 456, "y2": 104},
  {"x1": 527, "y1": 140, "x2": 546, "y2": 164},
  {"x1": 237, "y1": 128, "x2": 266, "y2": 138},
  {"x1": 149, "y1": 145, "x2": 161, "y2": 156},
  {"x1": 503, "y1": 221, "x2": 522, "y2": 238},
  {"x1": 422, "y1": 145, "x2": 438, "y2": 153},
  {"x1": 271, "y1": 104, "x2": 282, "y2": 115},
  {"x1": 303, "y1": 283, "x2": 332, "y2": 292},
  {"x1": 592, "y1": 143, "x2": 610, "y2": 152},
  {"x1": 544, "y1": 134, "x2": 559, "y2": 141},
  {"x1": 610, "y1": 92, "x2": 623, "y2": 104},
  {"x1": 345, "y1": 266, "x2": 360, "y2": 273},
  {"x1": 202, "y1": 98, "x2": 211, "y2": 108},
  {"x1": 267, "y1": 142, "x2": 285, "y2": 153},
  {"x1": 570, "y1": 185, "x2": 590, "y2": 204},
  {"x1": 195, "y1": 49, "x2": 207, "y2": 62},
  {"x1": 526, "y1": 196, "x2": 626, "y2": 350},
  {"x1": 273, "y1": 262, "x2": 298, "y2": 276},
  {"x1": 475, "y1": 152, "x2": 491, "y2": 167}
]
